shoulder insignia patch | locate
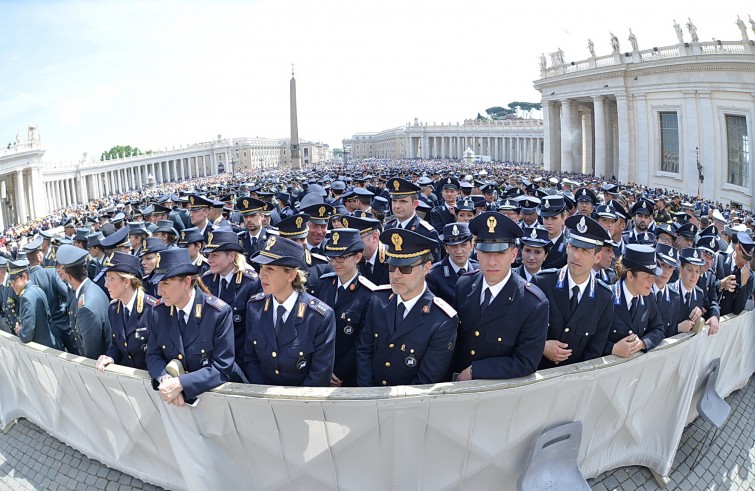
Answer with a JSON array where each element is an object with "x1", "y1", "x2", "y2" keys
[
  {"x1": 375, "y1": 283, "x2": 392, "y2": 291},
  {"x1": 357, "y1": 275, "x2": 378, "y2": 291},
  {"x1": 420, "y1": 220, "x2": 434, "y2": 231},
  {"x1": 201, "y1": 270, "x2": 213, "y2": 278},
  {"x1": 78, "y1": 294, "x2": 85, "y2": 308},
  {"x1": 596, "y1": 279, "x2": 613, "y2": 292},
  {"x1": 311, "y1": 252, "x2": 328, "y2": 263},
  {"x1": 250, "y1": 292, "x2": 266, "y2": 302},
  {"x1": 109, "y1": 298, "x2": 118, "y2": 305},
  {"x1": 206, "y1": 296, "x2": 225, "y2": 311},
  {"x1": 524, "y1": 281, "x2": 546, "y2": 302},
  {"x1": 242, "y1": 270, "x2": 258, "y2": 280},
  {"x1": 144, "y1": 295, "x2": 158, "y2": 306},
  {"x1": 307, "y1": 298, "x2": 331, "y2": 316},
  {"x1": 320, "y1": 272, "x2": 337, "y2": 280},
  {"x1": 432, "y1": 296, "x2": 457, "y2": 318}
]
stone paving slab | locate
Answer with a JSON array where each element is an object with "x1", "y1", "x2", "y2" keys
[
  {"x1": 589, "y1": 376, "x2": 754, "y2": 490},
  {"x1": 0, "y1": 376, "x2": 752, "y2": 490}
]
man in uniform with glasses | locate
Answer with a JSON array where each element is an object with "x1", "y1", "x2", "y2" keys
[{"x1": 356, "y1": 229, "x2": 458, "y2": 387}]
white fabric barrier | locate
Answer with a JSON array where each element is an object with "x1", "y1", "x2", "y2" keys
[{"x1": 0, "y1": 310, "x2": 752, "y2": 491}]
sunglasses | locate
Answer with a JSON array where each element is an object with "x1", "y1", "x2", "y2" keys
[
  {"x1": 328, "y1": 253, "x2": 357, "y2": 263},
  {"x1": 387, "y1": 262, "x2": 422, "y2": 274}
]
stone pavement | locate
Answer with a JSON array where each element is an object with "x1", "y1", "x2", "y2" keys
[{"x1": 0, "y1": 377, "x2": 752, "y2": 491}]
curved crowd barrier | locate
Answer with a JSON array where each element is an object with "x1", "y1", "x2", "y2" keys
[{"x1": 0, "y1": 310, "x2": 753, "y2": 491}]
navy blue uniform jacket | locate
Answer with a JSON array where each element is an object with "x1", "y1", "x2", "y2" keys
[
  {"x1": 356, "y1": 287, "x2": 458, "y2": 386},
  {"x1": 243, "y1": 291, "x2": 336, "y2": 387},
  {"x1": 17, "y1": 284, "x2": 60, "y2": 349},
  {"x1": 532, "y1": 268, "x2": 614, "y2": 369},
  {"x1": 314, "y1": 273, "x2": 383, "y2": 386},
  {"x1": 106, "y1": 289, "x2": 157, "y2": 369},
  {"x1": 70, "y1": 279, "x2": 112, "y2": 359},
  {"x1": 453, "y1": 271, "x2": 548, "y2": 379},
  {"x1": 146, "y1": 288, "x2": 237, "y2": 400},
  {"x1": 203, "y1": 269, "x2": 258, "y2": 367},
  {"x1": 426, "y1": 257, "x2": 480, "y2": 306},
  {"x1": 605, "y1": 280, "x2": 665, "y2": 356}
]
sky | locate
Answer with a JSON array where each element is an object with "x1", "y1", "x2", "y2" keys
[{"x1": 1, "y1": 0, "x2": 753, "y2": 163}]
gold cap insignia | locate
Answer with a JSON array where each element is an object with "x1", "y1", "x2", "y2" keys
[
  {"x1": 391, "y1": 233, "x2": 403, "y2": 252},
  {"x1": 393, "y1": 180, "x2": 400, "y2": 191},
  {"x1": 265, "y1": 236, "x2": 277, "y2": 251},
  {"x1": 243, "y1": 199, "x2": 249, "y2": 209},
  {"x1": 332, "y1": 232, "x2": 340, "y2": 245},
  {"x1": 190, "y1": 196, "x2": 195, "y2": 204},
  {"x1": 486, "y1": 216, "x2": 497, "y2": 234},
  {"x1": 142, "y1": 239, "x2": 147, "y2": 249},
  {"x1": 154, "y1": 253, "x2": 161, "y2": 269},
  {"x1": 342, "y1": 218, "x2": 349, "y2": 228},
  {"x1": 296, "y1": 216, "x2": 303, "y2": 229},
  {"x1": 318, "y1": 206, "x2": 326, "y2": 217},
  {"x1": 207, "y1": 233, "x2": 214, "y2": 247}
]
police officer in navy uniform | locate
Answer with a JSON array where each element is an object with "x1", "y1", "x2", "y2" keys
[
  {"x1": 622, "y1": 198, "x2": 655, "y2": 245},
  {"x1": 540, "y1": 195, "x2": 569, "y2": 269},
  {"x1": 342, "y1": 214, "x2": 389, "y2": 287},
  {"x1": 429, "y1": 177, "x2": 461, "y2": 234},
  {"x1": 244, "y1": 235, "x2": 336, "y2": 387},
  {"x1": 653, "y1": 244, "x2": 682, "y2": 337},
  {"x1": 95, "y1": 252, "x2": 157, "y2": 371},
  {"x1": 56, "y1": 245, "x2": 112, "y2": 359},
  {"x1": 383, "y1": 177, "x2": 441, "y2": 262},
  {"x1": 187, "y1": 194, "x2": 216, "y2": 242},
  {"x1": 146, "y1": 248, "x2": 244, "y2": 407},
  {"x1": 453, "y1": 212, "x2": 549, "y2": 381},
  {"x1": 533, "y1": 215, "x2": 614, "y2": 370},
  {"x1": 274, "y1": 213, "x2": 332, "y2": 295},
  {"x1": 574, "y1": 187, "x2": 598, "y2": 217},
  {"x1": 139, "y1": 237, "x2": 167, "y2": 298},
  {"x1": 604, "y1": 244, "x2": 665, "y2": 357},
  {"x1": 693, "y1": 235, "x2": 723, "y2": 335},
  {"x1": 23, "y1": 236, "x2": 70, "y2": 351},
  {"x1": 426, "y1": 222, "x2": 479, "y2": 305},
  {"x1": 300, "y1": 202, "x2": 337, "y2": 256},
  {"x1": 202, "y1": 230, "x2": 259, "y2": 367},
  {"x1": 356, "y1": 229, "x2": 458, "y2": 386},
  {"x1": 314, "y1": 228, "x2": 381, "y2": 387},
  {"x1": 236, "y1": 196, "x2": 269, "y2": 261},
  {"x1": 718, "y1": 232, "x2": 754, "y2": 316},
  {"x1": 93, "y1": 227, "x2": 132, "y2": 299},
  {"x1": 8, "y1": 259, "x2": 60, "y2": 349},
  {"x1": 177, "y1": 227, "x2": 210, "y2": 276},
  {"x1": 673, "y1": 247, "x2": 711, "y2": 333},
  {"x1": 40, "y1": 230, "x2": 57, "y2": 267},
  {"x1": 515, "y1": 225, "x2": 551, "y2": 281}
]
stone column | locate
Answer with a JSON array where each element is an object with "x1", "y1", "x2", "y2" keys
[
  {"x1": 582, "y1": 111, "x2": 594, "y2": 175},
  {"x1": 561, "y1": 99, "x2": 579, "y2": 173},
  {"x1": 634, "y1": 94, "x2": 649, "y2": 185},
  {"x1": 593, "y1": 96, "x2": 607, "y2": 178},
  {"x1": 616, "y1": 94, "x2": 631, "y2": 184},
  {"x1": 179, "y1": 158, "x2": 185, "y2": 181},
  {"x1": 698, "y1": 91, "x2": 715, "y2": 199},
  {"x1": 187, "y1": 158, "x2": 193, "y2": 179}
]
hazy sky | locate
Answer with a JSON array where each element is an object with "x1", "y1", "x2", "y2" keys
[{"x1": 1, "y1": 0, "x2": 752, "y2": 163}]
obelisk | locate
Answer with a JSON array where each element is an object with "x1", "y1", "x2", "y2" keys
[{"x1": 289, "y1": 65, "x2": 301, "y2": 169}]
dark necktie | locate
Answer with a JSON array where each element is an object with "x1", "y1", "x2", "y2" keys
[
  {"x1": 366, "y1": 262, "x2": 374, "y2": 277},
  {"x1": 220, "y1": 278, "x2": 229, "y2": 297},
  {"x1": 396, "y1": 303, "x2": 406, "y2": 325},
  {"x1": 630, "y1": 297, "x2": 639, "y2": 320},
  {"x1": 569, "y1": 286, "x2": 580, "y2": 315},
  {"x1": 336, "y1": 286, "x2": 346, "y2": 303},
  {"x1": 480, "y1": 288, "x2": 492, "y2": 315},
  {"x1": 656, "y1": 290, "x2": 663, "y2": 305},
  {"x1": 251, "y1": 236, "x2": 258, "y2": 249},
  {"x1": 684, "y1": 292, "x2": 691, "y2": 308},
  {"x1": 178, "y1": 313, "x2": 187, "y2": 336},
  {"x1": 458, "y1": 267, "x2": 466, "y2": 276},
  {"x1": 275, "y1": 305, "x2": 286, "y2": 333}
]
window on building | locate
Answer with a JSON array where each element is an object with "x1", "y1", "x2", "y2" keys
[
  {"x1": 726, "y1": 115, "x2": 749, "y2": 187},
  {"x1": 659, "y1": 112, "x2": 679, "y2": 174}
]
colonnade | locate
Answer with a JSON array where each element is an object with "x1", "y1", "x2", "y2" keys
[
  {"x1": 44, "y1": 154, "x2": 219, "y2": 210},
  {"x1": 543, "y1": 96, "x2": 621, "y2": 179},
  {"x1": 407, "y1": 135, "x2": 543, "y2": 163}
]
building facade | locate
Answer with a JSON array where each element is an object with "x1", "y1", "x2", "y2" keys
[
  {"x1": 0, "y1": 133, "x2": 331, "y2": 225},
  {"x1": 534, "y1": 37, "x2": 755, "y2": 208},
  {"x1": 343, "y1": 119, "x2": 544, "y2": 164}
]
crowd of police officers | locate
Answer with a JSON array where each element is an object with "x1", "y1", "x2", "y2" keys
[{"x1": 1, "y1": 162, "x2": 753, "y2": 406}]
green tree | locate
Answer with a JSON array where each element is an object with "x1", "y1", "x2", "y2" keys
[
  {"x1": 99, "y1": 145, "x2": 146, "y2": 161},
  {"x1": 332, "y1": 148, "x2": 344, "y2": 157}
]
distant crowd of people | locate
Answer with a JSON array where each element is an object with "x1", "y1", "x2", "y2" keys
[{"x1": 0, "y1": 158, "x2": 752, "y2": 406}]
